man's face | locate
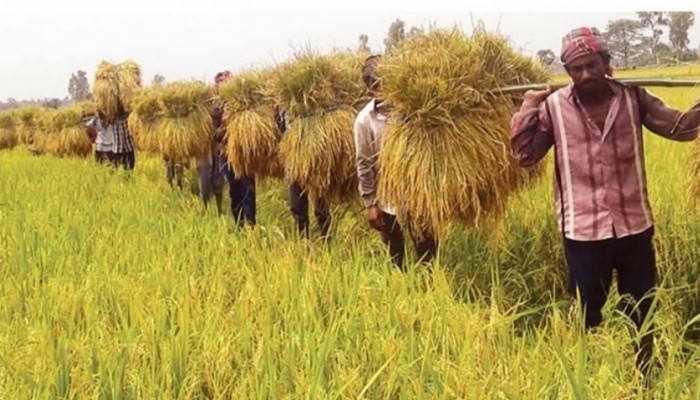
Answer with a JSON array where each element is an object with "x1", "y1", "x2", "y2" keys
[
  {"x1": 565, "y1": 52, "x2": 608, "y2": 96},
  {"x1": 362, "y1": 58, "x2": 380, "y2": 93},
  {"x1": 214, "y1": 73, "x2": 230, "y2": 94}
]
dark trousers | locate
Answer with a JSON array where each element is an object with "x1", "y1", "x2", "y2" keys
[
  {"x1": 564, "y1": 226, "x2": 656, "y2": 375},
  {"x1": 381, "y1": 212, "x2": 438, "y2": 270},
  {"x1": 288, "y1": 181, "x2": 330, "y2": 239},
  {"x1": 95, "y1": 150, "x2": 112, "y2": 165},
  {"x1": 222, "y1": 155, "x2": 256, "y2": 227},
  {"x1": 111, "y1": 151, "x2": 135, "y2": 170}
]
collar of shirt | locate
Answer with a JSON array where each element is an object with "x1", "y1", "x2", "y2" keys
[{"x1": 371, "y1": 99, "x2": 390, "y2": 122}]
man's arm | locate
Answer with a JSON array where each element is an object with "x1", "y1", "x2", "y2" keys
[
  {"x1": 638, "y1": 87, "x2": 700, "y2": 142},
  {"x1": 353, "y1": 114, "x2": 378, "y2": 209},
  {"x1": 510, "y1": 88, "x2": 556, "y2": 167}
]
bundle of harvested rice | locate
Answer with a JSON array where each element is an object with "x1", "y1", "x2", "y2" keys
[
  {"x1": 376, "y1": 27, "x2": 549, "y2": 238},
  {"x1": 274, "y1": 51, "x2": 365, "y2": 200},
  {"x1": 31, "y1": 109, "x2": 55, "y2": 153},
  {"x1": 219, "y1": 69, "x2": 284, "y2": 179},
  {"x1": 278, "y1": 106, "x2": 357, "y2": 199},
  {"x1": 128, "y1": 85, "x2": 165, "y2": 153},
  {"x1": 45, "y1": 102, "x2": 95, "y2": 157},
  {"x1": 16, "y1": 106, "x2": 46, "y2": 145},
  {"x1": 335, "y1": 51, "x2": 373, "y2": 111},
  {"x1": 117, "y1": 60, "x2": 142, "y2": 112},
  {"x1": 93, "y1": 61, "x2": 120, "y2": 121},
  {"x1": 155, "y1": 81, "x2": 213, "y2": 161},
  {"x1": 0, "y1": 111, "x2": 18, "y2": 150}
]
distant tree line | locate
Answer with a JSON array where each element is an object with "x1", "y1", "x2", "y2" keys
[
  {"x1": 1, "y1": 13, "x2": 696, "y2": 109},
  {"x1": 536, "y1": 12, "x2": 698, "y2": 69}
]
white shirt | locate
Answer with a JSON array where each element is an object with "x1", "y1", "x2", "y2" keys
[
  {"x1": 86, "y1": 116, "x2": 114, "y2": 152},
  {"x1": 353, "y1": 99, "x2": 396, "y2": 215}
]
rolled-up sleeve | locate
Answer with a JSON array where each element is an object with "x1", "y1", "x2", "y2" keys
[
  {"x1": 639, "y1": 88, "x2": 700, "y2": 142},
  {"x1": 510, "y1": 99, "x2": 555, "y2": 167},
  {"x1": 354, "y1": 115, "x2": 378, "y2": 208}
]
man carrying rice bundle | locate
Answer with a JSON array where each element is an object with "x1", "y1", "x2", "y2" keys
[
  {"x1": 354, "y1": 55, "x2": 437, "y2": 270},
  {"x1": 276, "y1": 104, "x2": 332, "y2": 240},
  {"x1": 210, "y1": 70, "x2": 256, "y2": 225},
  {"x1": 192, "y1": 72, "x2": 227, "y2": 216},
  {"x1": 82, "y1": 112, "x2": 114, "y2": 165},
  {"x1": 510, "y1": 26, "x2": 700, "y2": 383},
  {"x1": 274, "y1": 52, "x2": 364, "y2": 241},
  {"x1": 92, "y1": 60, "x2": 138, "y2": 170},
  {"x1": 111, "y1": 105, "x2": 136, "y2": 170}
]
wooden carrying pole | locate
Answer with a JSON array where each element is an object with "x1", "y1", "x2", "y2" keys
[{"x1": 494, "y1": 78, "x2": 700, "y2": 95}]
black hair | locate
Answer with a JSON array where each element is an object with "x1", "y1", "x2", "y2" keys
[{"x1": 361, "y1": 54, "x2": 381, "y2": 89}]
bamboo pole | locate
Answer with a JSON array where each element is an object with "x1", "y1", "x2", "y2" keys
[{"x1": 494, "y1": 78, "x2": 700, "y2": 95}]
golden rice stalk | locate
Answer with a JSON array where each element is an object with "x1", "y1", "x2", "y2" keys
[
  {"x1": 0, "y1": 111, "x2": 18, "y2": 150},
  {"x1": 118, "y1": 60, "x2": 142, "y2": 112},
  {"x1": 128, "y1": 86, "x2": 165, "y2": 153},
  {"x1": 31, "y1": 109, "x2": 55, "y2": 152},
  {"x1": 219, "y1": 69, "x2": 274, "y2": 114},
  {"x1": 278, "y1": 106, "x2": 357, "y2": 201},
  {"x1": 224, "y1": 108, "x2": 283, "y2": 179},
  {"x1": 75, "y1": 101, "x2": 97, "y2": 118},
  {"x1": 56, "y1": 126, "x2": 92, "y2": 157},
  {"x1": 272, "y1": 50, "x2": 366, "y2": 117},
  {"x1": 45, "y1": 104, "x2": 94, "y2": 157},
  {"x1": 272, "y1": 51, "x2": 365, "y2": 198},
  {"x1": 47, "y1": 105, "x2": 82, "y2": 132},
  {"x1": 43, "y1": 132, "x2": 61, "y2": 156},
  {"x1": 16, "y1": 107, "x2": 46, "y2": 144},
  {"x1": 334, "y1": 51, "x2": 373, "y2": 111},
  {"x1": 157, "y1": 81, "x2": 213, "y2": 160},
  {"x1": 377, "y1": 27, "x2": 550, "y2": 238},
  {"x1": 93, "y1": 61, "x2": 120, "y2": 121},
  {"x1": 689, "y1": 140, "x2": 700, "y2": 199},
  {"x1": 219, "y1": 69, "x2": 283, "y2": 179}
]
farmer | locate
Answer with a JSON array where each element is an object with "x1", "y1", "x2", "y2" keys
[
  {"x1": 510, "y1": 26, "x2": 700, "y2": 380},
  {"x1": 193, "y1": 72, "x2": 227, "y2": 215},
  {"x1": 82, "y1": 111, "x2": 114, "y2": 164},
  {"x1": 111, "y1": 105, "x2": 136, "y2": 170},
  {"x1": 354, "y1": 54, "x2": 437, "y2": 270},
  {"x1": 277, "y1": 105, "x2": 332, "y2": 240},
  {"x1": 210, "y1": 70, "x2": 257, "y2": 225}
]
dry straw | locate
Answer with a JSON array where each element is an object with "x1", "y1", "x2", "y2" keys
[
  {"x1": 219, "y1": 69, "x2": 284, "y2": 179},
  {"x1": 16, "y1": 107, "x2": 46, "y2": 145},
  {"x1": 44, "y1": 102, "x2": 96, "y2": 157},
  {"x1": 376, "y1": 27, "x2": 549, "y2": 238},
  {"x1": 117, "y1": 60, "x2": 142, "y2": 112},
  {"x1": 274, "y1": 50, "x2": 367, "y2": 201},
  {"x1": 93, "y1": 61, "x2": 120, "y2": 121},
  {"x1": 0, "y1": 111, "x2": 18, "y2": 150},
  {"x1": 93, "y1": 60, "x2": 143, "y2": 121},
  {"x1": 128, "y1": 85, "x2": 165, "y2": 154}
]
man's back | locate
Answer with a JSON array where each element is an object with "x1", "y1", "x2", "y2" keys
[{"x1": 111, "y1": 114, "x2": 134, "y2": 154}]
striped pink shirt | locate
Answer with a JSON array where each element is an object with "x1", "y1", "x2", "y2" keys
[{"x1": 511, "y1": 81, "x2": 700, "y2": 241}]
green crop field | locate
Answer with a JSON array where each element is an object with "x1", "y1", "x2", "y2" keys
[{"x1": 0, "y1": 67, "x2": 699, "y2": 399}]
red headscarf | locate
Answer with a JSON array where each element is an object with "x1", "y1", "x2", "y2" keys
[
  {"x1": 560, "y1": 27, "x2": 609, "y2": 66},
  {"x1": 214, "y1": 70, "x2": 232, "y2": 86}
]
